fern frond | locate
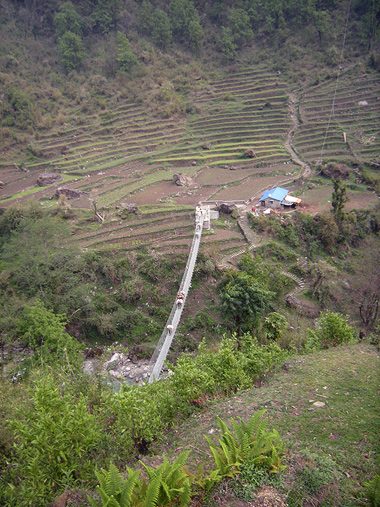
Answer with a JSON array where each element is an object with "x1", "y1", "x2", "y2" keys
[
  {"x1": 208, "y1": 445, "x2": 226, "y2": 471},
  {"x1": 232, "y1": 419, "x2": 245, "y2": 445},
  {"x1": 160, "y1": 481, "x2": 171, "y2": 504},
  {"x1": 107, "y1": 463, "x2": 124, "y2": 497},
  {"x1": 164, "y1": 451, "x2": 191, "y2": 485},
  {"x1": 246, "y1": 410, "x2": 267, "y2": 437},
  {"x1": 143, "y1": 477, "x2": 160, "y2": 507},
  {"x1": 119, "y1": 468, "x2": 140, "y2": 507},
  {"x1": 178, "y1": 483, "x2": 191, "y2": 507},
  {"x1": 140, "y1": 461, "x2": 156, "y2": 481},
  {"x1": 217, "y1": 416, "x2": 229, "y2": 435},
  {"x1": 87, "y1": 494, "x2": 102, "y2": 507}
]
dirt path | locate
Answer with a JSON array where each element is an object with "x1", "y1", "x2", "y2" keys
[{"x1": 285, "y1": 91, "x2": 311, "y2": 178}]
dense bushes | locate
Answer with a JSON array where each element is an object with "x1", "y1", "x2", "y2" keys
[
  {"x1": 250, "y1": 204, "x2": 380, "y2": 258},
  {"x1": 8, "y1": 376, "x2": 102, "y2": 506},
  {"x1": 1, "y1": 334, "x2": 288, "y2": 506},
  {"x1": 0, "y1": 208, "x2": 188, "y2": 348}
]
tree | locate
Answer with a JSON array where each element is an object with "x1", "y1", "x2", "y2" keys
[
  {"x1": 226, "y1": 8, "x2": 254, "y2": 47},
  {"x1": 19, "y1": 300, "x2": 83, "y2": 368},
  {"x1": 152, "y1": 9, "x2": 172, "y2": 49},
  {"x1": 314, "y1": 211, "x2": 339, "y2": 251},
  {"x1": 136, "y1": 1, "x2": 155, "y2": 35},
  {"x1": 359, "y1": 283, "x2": 380, "y2": 334},
  {"x1": 353, "y1": 252, "x2": 380, "y2": 334},
  {"x1": 53, "y1": 1, "x2": 82, "y2": 39},
  {"x1": 92, "y1": 0, "x2": 122, "y2": 33},
  {"x1": 188, "y1": 18, "x2": 203, "y2": 54},
  {"x1": 310, "y1": 259, "x2": 338, "y2": 302},
  {"x1": 58, "y1": 31, "x2": 85, "y2": 72},
  {"x1": 331, "y1": 177, "x2": 349, "y2": 223},
  {"x1": 221, "y1": 27, "x2": 237, "y2": 60},
  {"x1": 0, "y1": 214, "x2": 85, "y2": 317},
  {"x1": 219, "y1": 272, "x2": 273, "y2": 336},
  {"x1": 116, "y1": 32, "x2": 138, "y2": 72},
  {"x1": 1, "y1": 85, "x2": 35, "y2": 129},
  {"x1": 168, "y1": 0, "x2": 203, "y2": 50},
  {"x1": 9, "y1": 375, "x2": 101, "y2": 505},
  {"x1": 313, "y1": 9, "x2": 332, "y2": 44}
]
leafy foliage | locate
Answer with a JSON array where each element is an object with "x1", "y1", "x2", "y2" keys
[
  {"x1": 308, "y1": 311, "x2": 356, "y2": 348},
  {"x1": 151, "y1": 9, "x2": 172, "y2": 49},
  {"x1": 53, "y1": 1, "x2": 82, "y2": 39},
  {"x1": 89, "y1": 451, "x2": 192, "y2": 507},
  {"x1": 116, "y1": 32, "x2": 138, "y2": 72},
  {"x1": 1, "y1": 85, "x2": 35, "y2": 129},
  {"x1": 19, "y1": 299, "x2": 83, "y2": 370},
  {"x1": 58, "y1": 31, "x2": 85, "y2": 71},
  {"x1": 168, "y1": 0, "x2": 203, "y2": 50},
  {"x1": 140, "y1": 451, "x2": 192, "y2": 507},
  {"x1": 219, "y1": 272, "x2": 273, "y2": 335},
  {"x1": 88, "y1": 464, "x2": 141, "y2": 507},
  {"x1": 92, "y1": 0, "x2": 122, "y2": 34},
  {"x1": 225, "y1": 8, "x2": 254, "y2": 47},
  {"x1": 262, "y1": 312, "x2": 289, "y2": 341},
  {"x1": 332, "y1": 177, "x2": 349, "y2": 223},
  {"x1": 7, "y1": 375, "x2": 103, "y2": 506}
]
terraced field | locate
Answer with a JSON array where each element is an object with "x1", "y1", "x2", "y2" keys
[
  {"x1": 152, "y1": 69, "x2": 291, "y2": 168},
  {"x1": 293, "y1": 65, "x2": 380, "y2": 165},
  {"x1": 1, "y1": 63, "x2": 379, "y2": 260}
]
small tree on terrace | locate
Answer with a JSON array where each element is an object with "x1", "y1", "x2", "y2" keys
[
  {"x1": 220, "y1": 272, "x2": 273, "y2": 337},
  {"x1": 331, "y1": 177, "x2": 349, "y2": 223}
]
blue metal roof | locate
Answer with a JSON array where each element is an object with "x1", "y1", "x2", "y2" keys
[{"x1": 259, "y1": 187, "x2": 289, "y2": 202}]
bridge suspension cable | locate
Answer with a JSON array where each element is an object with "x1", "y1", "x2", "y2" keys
[{"x1": 318, "y1": 0, "x2": 352, "y2": 164}]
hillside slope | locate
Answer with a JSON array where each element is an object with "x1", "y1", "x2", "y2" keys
[{"x1": 153, "y1": 342, "x2": 380, "y2": 507}]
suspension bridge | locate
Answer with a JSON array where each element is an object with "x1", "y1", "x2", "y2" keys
[{"x1": 148, "y1": 206, "x2": 210, "y2": 382}]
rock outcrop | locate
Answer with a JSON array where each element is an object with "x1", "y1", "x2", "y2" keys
[
  {"x1": 37, "y1": 172, "x2": 63, "y2": 187},
  {"x1": 244, "y1": 148, "x2": 256, "y2": 158},
  {"x1": 173, "y1": 173, "x2": 195, "y2": 186},
  {"x1": 56, "y1": 187, "x2": 85, "y2": 199},
  {"x1": 120, "y1": 202, "x2": 138, "y2": 213},
  {"x1": 216, "y1": 202, "x2": 237, "y2": 214}
]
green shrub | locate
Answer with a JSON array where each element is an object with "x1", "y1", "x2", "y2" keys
[
  {"x1": 205, "y1": 410, "x2": 287, "y2": 480},
  {"x1": 89, "y1": 451, "x2": 192, "y2": 507},
  {"x1": 262, "y1": 312, "x2": 289, "y2": 341},
  {"x1": 7, "y1": 375, "x2": 103, "y2": 506},
  {"x1": 364, "y1": 473, "x2": 380, "y2": 507},
  {"x1": 316, "y1": 311, "x2": 356, "y2": 347},
  {"x1": 88, "y1": 463, "x2": 141, "y2": 507}
]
